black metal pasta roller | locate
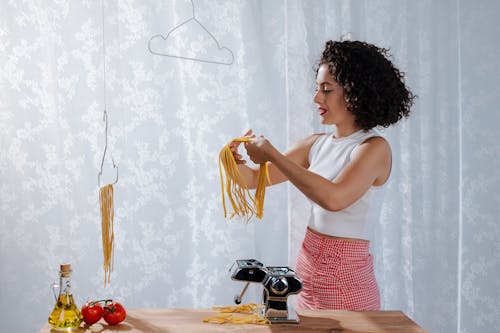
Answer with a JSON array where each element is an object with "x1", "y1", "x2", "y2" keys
[{"x1": 229, "y1": 259, "x2": 303, "y2": 324}]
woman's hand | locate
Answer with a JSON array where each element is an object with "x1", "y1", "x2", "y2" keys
[
  {"x1": 244, "y1": 135, "x2": 274, "y2": 164},
  {"x1": 229, "y1": 129, "x2": 254, "y2": 164}
]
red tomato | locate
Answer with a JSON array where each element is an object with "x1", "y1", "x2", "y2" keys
[
  {"x1": 102, "y1": 301, "x2": 126, "y2": 325},
  {"x1": 81, "y1": 301, "x2": 103, "y2": 325}
]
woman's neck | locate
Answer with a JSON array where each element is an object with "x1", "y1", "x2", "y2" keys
[{"x1": 333, "y1": 124, "x2": 362, "y2": 138}]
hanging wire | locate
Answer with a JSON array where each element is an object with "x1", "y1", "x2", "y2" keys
[
  {"x1": 98, "y1": 0, "x2": 118, "y2": 187},
  {"x1": 102, "y1": 0, "x2": 107, "y2": 112}
]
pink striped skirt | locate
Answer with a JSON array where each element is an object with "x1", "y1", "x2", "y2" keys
[{"x1": 295, "y1": 227, "x2": 380, "y2": 310}]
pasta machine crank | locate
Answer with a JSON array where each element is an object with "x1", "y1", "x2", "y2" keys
[{"x1": 230, "y1": 259, "x2": 302, "y2": 324}]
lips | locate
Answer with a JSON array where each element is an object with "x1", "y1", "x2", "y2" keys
[{"x1": 318, "y1": 107, "x2": 328, "y2": 116}]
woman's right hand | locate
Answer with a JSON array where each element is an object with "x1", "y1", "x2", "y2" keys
[{"x1": 229, "y1": 129, "x2": 254, "y2": 164}]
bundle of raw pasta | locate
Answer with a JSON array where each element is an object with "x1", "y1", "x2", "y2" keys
[
  {"x1": 203, "y1": 303, "x2": 269, "y2": 325},
  {"x1": 99, "y1": 184, "x2": 115, "y2": 287},
  {"x1": 219, "y1": 137, "x2": 271, "y2": 221}
]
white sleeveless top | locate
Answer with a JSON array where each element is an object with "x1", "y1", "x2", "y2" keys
[{"x1": 307, "y1": 129, "x2": 387, "y2": 240}]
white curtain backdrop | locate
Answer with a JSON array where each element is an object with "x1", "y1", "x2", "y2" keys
[{"x1": 1, "y1": 1, "x2": 499, "y2": 333}]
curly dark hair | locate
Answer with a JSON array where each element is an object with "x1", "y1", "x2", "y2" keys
[{"x1": 318, "y1": 40, "x2": 415, "y2": 130}]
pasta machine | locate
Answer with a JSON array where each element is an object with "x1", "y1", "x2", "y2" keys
[{"x1": 230, "y1": 259, "x2": 302, "y2": 324}]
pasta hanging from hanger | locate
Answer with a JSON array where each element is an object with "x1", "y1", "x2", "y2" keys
[
  {"x1": 219, "y1": 137, "x2": 271, "y2": 222},
  {"x1": 99, "y1": 184, "x2": 114, "y2": 287}
]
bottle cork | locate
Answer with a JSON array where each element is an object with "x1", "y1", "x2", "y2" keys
[{"x1": 60, "y1": 263, "x2": 72, "y2": 277}]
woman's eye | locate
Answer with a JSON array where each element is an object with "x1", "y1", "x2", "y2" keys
[{"x1": 315, "y1": 85, "x2": 332, "y2": 94}]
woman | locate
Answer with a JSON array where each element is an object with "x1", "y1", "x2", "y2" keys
[{"x1": 230, "y1": 40, "x2": 415, "y2": 310}]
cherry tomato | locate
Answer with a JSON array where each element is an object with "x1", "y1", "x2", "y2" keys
[
  {"x1": 103, "y1": 301, "x2": 126, "y2": 325},
  {"x1": 81, "y1": 301, "x2": 103, "y2": 325}
]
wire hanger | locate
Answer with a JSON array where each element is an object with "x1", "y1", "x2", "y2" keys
[
  {"x1": 148, "y1": 0, "x2": 234, "y2": 65},
  {"x1": 98, "y1": 0, "x2": 118, "y2": 188},
  {"x1": 98, "y1": 110, "x2": 119, "y2": 187}
]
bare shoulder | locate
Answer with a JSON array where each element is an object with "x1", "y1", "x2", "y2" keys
[
  {"x1": 286, "y1": 133, "x2": 324, "y2": 157},
  {"x1": 350, "y1": 136, "x2": 392, "y2": 185},
  {"x1": 352, "y1": 136, "x2": 391, "y2": 159},
  {"x1": 285, "y1": 133, "x2": 325, "y2": 167},
  {"x1": 362, "y1": 135, "x2": 390, "y2": 150},
  {"x1": 290, "y1": 133, "x2": 325, "y2": 150}
]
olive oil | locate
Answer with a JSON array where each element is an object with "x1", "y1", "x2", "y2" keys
[{"x1": 48, "y1": 264, "x2": 82, "y2": 330}]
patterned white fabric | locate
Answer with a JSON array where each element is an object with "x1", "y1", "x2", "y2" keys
[{"x1": 0, "y1": 1, "x2": 499, "y2": 333}]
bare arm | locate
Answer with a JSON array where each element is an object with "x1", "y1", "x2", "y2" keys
[{"x1": 245, "y1": 135, "x2": 391, "y2": 211}]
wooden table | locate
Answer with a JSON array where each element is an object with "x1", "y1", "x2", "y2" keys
[{"x1": 38, "y1": 308, "x2": 427, "y2": 333}]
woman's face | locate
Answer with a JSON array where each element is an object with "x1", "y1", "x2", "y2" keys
[{"x1": 313, "y1": 64, "x2": 354, "y2": 126}]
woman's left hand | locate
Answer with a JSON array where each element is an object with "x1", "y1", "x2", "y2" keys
[{"x1": 244, "y1": 135, "x2": 274, "y2": 164}]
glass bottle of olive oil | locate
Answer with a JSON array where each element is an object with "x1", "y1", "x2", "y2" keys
[{"x1": 48, "y1": 263, "x2": 83, "y2": 330}]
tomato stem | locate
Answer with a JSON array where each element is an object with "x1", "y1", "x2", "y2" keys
[{"x1": 92, "y1": 299, "x2": 113, "y2": 305}]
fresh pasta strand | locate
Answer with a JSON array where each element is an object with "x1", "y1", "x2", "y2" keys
[
  {"x1": 219, "y1": 137, "x2": 271, "y2": 222},
  {"x1": 255, "y1": 162, "x2": 271, "y2": 219},
  {"x1": 99, "y1": 184, "x2": 114, "y2": 287},
  {"x1": 213, "y1": 303, "x2": 261, "y2": 313},
  {"x1": 203, "y1": 303, "x2": 270, "y2": 325}
]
